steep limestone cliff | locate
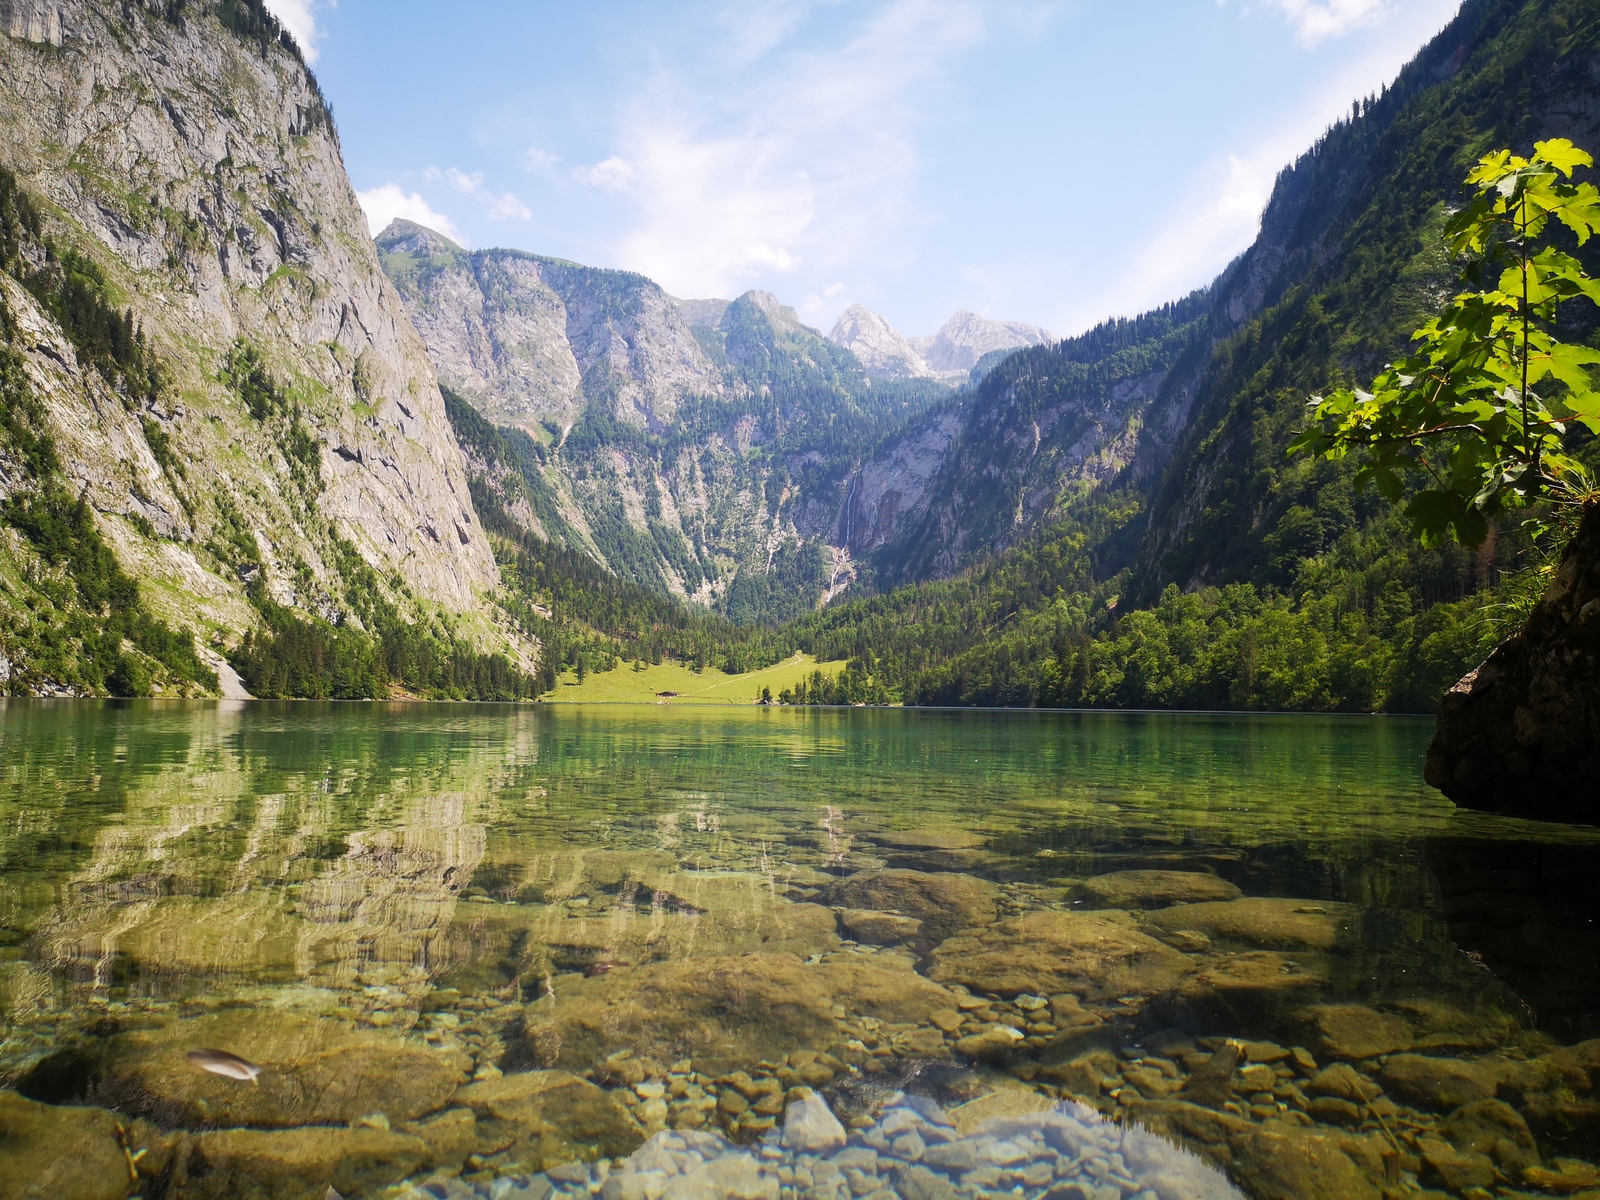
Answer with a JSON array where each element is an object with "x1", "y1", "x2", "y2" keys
[
  {"x1": 1425, "y1": 503, "x2": 1600, "y2": 820},
  {"x1": 827, "y1": 304, "x2": 933, "y2": 381},
  {"x1": 384, "y1": 233, "x2": 953, "y2": 613},
  {"x1": 0, "y1": 0, "x2": 508, "y2": 693},
  {"x1": 909, "y1": 310, "x2": 1054, "y2": 377},
  {"x1": 377, "y1": 219, "x2": 723, "y2": 435}
]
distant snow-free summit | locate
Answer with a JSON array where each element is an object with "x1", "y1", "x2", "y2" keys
[{"x1": 828, "y1": 306, "x2": 1054, "y2": 383}]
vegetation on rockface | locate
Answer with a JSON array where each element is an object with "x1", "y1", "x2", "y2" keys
[
  {"x1": 1130, "y1": 0, "x2": 1600, "y2": 601},
  {"x1": 0, "y1": 169, "x2": 215, "y2": 697},
  {"x1": 214, "y1": 368, "x2": 535, "y2": 701}
]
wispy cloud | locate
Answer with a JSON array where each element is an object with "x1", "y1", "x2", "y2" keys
[
  {"x1": 262, "y1": 0, "x2": 322, "y2": 63},
  {"x1": 573, "y1": 157, "x2": 635, "y2": 191},
  {"x1": 1269, "y1": 0, "x2": 1389, "y2": 46},
  {"x1": 579, "y1": 0, "x2": 1036, "y2": 301},
  {"x1": 423, "y1": 166, "x2": 533, "y2": 222},
  {"x1": 355, "y1": 184, "x2": 466, "y2": 244}
]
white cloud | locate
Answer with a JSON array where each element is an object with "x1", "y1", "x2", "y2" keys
[
  {"x1": 586, "y1": 0, "x2": 1021, "y2": 300},
  {"x1": 525, "y1": 147, "x2": 561, "y2": 170},
  {"x1": 419, "y1": 167, "x2": 532, "y2": 222},
  {"x1": 573, "y1": 157, "x2": 636, "y2": 190},
  {"x1": 262, "y1": 0, "x2": 322, "y2": 63},
  {"x1": 488, "y1": 192, "x2": 533, "y2": 221},
  {"x1": 1270, "y1": 0, "x2": 1388, "y2": 45},
  {"x1": 355, "y1": 184, "x2": 466, "y2": 244}
]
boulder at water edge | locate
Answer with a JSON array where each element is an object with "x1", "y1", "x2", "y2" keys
[{"x1": 1426, "y1": 500, "x2": 1600, "y2": 821}]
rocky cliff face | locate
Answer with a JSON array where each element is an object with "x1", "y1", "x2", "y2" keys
[
  {"x1": 827, "y1": 304, "x2": 933, "y2": 381},
  {"x1": 0, "y1": 0, "x2": 506, "y2": 692},
  {"x1": 377, "y1": 220, "x2": 723, "y2": 435},
  {"x1": 384, "y1": 232, "x2": 960, "y2": 611},
  {"x1": 909, "y1": 310, "x2": 1054, "y2": 376},
  {"x1": 827, "y1": 304, "x2": 1053, "y2": 384},
  {"x1": 1425, "y1": 503, "x2": 1600, "y2": 821}
]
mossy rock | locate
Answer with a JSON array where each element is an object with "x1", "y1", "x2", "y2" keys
[{"x1": 67, "y1": 1008, "x2": 468, "y2": 1129}]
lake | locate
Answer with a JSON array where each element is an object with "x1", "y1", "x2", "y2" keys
[{"x1": 2, "y1": 700, "x2": 1597, "y2": 1200}]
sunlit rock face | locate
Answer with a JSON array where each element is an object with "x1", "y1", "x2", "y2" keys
[
  {"x1": 910, "y1": 310, "x2": 1055, "y2": 377},
  {"x1": 0, "y1": 0, "x2": 502, "y2": 672},
  {"x1": 827, "y1": 305, "x2": 935, "y2": 381},
  {"x1": 377, "y1": 220, "x2": 725, "y2": 435}
]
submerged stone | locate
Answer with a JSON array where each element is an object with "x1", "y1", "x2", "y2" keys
[
  {"x1": 928, "y1": 910, "x2": 1192, "y2": 1001},
  {"x1": 1147, "y1": 897, "x2": 1355, "y2": 951},
  {"x1": 419, "y1": 1091, "x2": 1246, "y2": 1200},
  {"x1": 72, "y1": 1008, "x2": 468, "y2": 1129},
  {"x1": 1300, "y1": 1004, "x2": 1413, "y2": 1060},
  {"x1": 187, "y1": 1126, "x2": 428, "y2": 1199},
  {"x1": 454, "y1": 1070, "x2": 643, "y2": 1170},
  {"x1": 524, "y1": 953, "x2": 957, "y2": 1075},
  {"x1": 821, "y1": 870, "x2": 1000, "y2": 941},
  {"x1": 836, "y1": 909, "x2": 924, "y2": 945},
  {"x1": 1079, "y1": 870, "x2": 1242, "y2": 910},
  {"x1": 0, "y1": 1089, "x2": 171, "y2": 1200},
  {"x1": 1380, "y1": 1053, "x2": 1495, "y2": 1111}
]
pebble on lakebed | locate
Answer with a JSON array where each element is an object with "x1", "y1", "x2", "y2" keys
[{"x1": 395, "y1": 1088, "x2": 1244, "y2": 1200}]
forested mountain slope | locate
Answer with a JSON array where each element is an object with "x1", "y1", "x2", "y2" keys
[
  {"x1": 0, "y1": 0, "x2": 531, "y2": 698},
  {"x1": 774, "y1": 0, "x2": 1600, "y2": 711}
]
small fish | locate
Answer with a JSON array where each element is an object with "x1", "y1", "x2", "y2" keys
[
  {"x1": 584, "y1": 960, "x2": 627, "y2": 977},
  {"x1": 187, "y1": 1048, "x2": 263, "y2": 1085}
]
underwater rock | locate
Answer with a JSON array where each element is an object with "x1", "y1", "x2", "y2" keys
[
  {"x1": 524, "y1": 953, "x2": 958, "y2": 1076},
  {"x1": 928, "y1": 910, "x2": 1192, "y2": 1001},
  {"x1": 1146, "y1": 898, "x2": 1354, "y2": 952},
  {"x1": 821, "y1": 870, "x2": 1000, "y2": 941},
  {"x1": 1440, "y1": 1097, "x2": 1541, "y2": 1176},
  {"x1": 951, "y1": 1025, "x2": 1025, "y2": 1065},
  {"x1": 187, "y1": 1125, "x2": 429, "y2": 1199},
  {"x1": 1226, "y1": 1122, "x2": 1384, "y2": 1200},
  {"x1": 836, "y1": 908, "x2": 923, "y2": 945},
  {"x1": 1379, "y1": 1054, "x2": 1494, "y2": 1110},
  {"x1": 71, "y1": 1008, "x2": 468, "y2": 1129},
  {"x1": 780, "y1": 1090, "x2": 846, "y2": 1153},
  {"x1": 1079, "y1": 870, "x2": 1242, "y2": 910},
  {"x1": 454, "y1": 1070, "x2": 643, "y2": 1170},
  {"x1": 401, "y1": 1107, "x2": 480, "y2": 1172},
  {"x1": 1299, "y1": 1004, "x2": 1413, "y2": 1060},
  {"x1": 405, "y1": 1090, "x2": 1247, "y2": 1200},
  {"x1": 0, "y1": 1089, "x2": 171, "y2": 1200},
  {"x1": 449, "y1": 875, "x2": 842, "y2": 981}
]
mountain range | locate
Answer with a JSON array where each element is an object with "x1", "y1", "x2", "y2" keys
[{"x1": 0, "y1": 0, "x2": 1594, "y2": 709}]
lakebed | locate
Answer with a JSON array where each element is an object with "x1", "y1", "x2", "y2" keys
[{"x1": 0, "y1": 701, "x2": 1596, "y2": 1200}]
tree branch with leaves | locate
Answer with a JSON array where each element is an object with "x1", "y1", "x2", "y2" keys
[{"x1": 1291, "y1": 139, "x2": 1600, "y2": 546}]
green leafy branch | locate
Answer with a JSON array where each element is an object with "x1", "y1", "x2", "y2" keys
[{"x1": 1290, "y1": 139, "x2": 1600, "y2": 546}]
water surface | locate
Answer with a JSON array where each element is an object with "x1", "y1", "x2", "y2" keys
[{"x1": 2, "y1": 702, "x2": 1597, "y2": 1199}]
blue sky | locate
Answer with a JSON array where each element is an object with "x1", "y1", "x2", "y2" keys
[{"x1": 268, "y1": 0, "x2": 1463, "y2": 338}]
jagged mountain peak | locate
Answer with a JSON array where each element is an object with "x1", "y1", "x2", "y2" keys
[
  {"x1": 910, "y1": 310, "x2": 1055, "y2": 375},
  {"x1": 374, "y1": 218, "x2": 464, "y2": 258},
  {"x1": 827, "y1": 304, "x2": 933, "y2": 380},
  {"x1": 724, "y1": 289, "x2": 811, "y2": 334}
]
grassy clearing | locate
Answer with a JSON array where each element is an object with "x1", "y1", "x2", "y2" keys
[{"x1": 543, "y1": 652, "x2": 847, "y2": 705}]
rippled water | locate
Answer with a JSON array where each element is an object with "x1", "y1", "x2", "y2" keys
[{"x1": 1, "y1": 701, "x2": 1598, "y2": 1200}]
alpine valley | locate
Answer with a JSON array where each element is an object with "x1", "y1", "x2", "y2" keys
[{"x1": 0, "y1": 0, "x2": 1596, "y2": 711}]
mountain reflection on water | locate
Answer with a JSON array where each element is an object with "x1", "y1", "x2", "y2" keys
[{"x1": 0, "y1": 700, "x2": 1597, "y2": 1200}]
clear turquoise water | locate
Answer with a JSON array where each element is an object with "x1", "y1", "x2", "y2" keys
[{"x1": 2, "y1": 701, "x2": 1597, "y2": 1196}]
